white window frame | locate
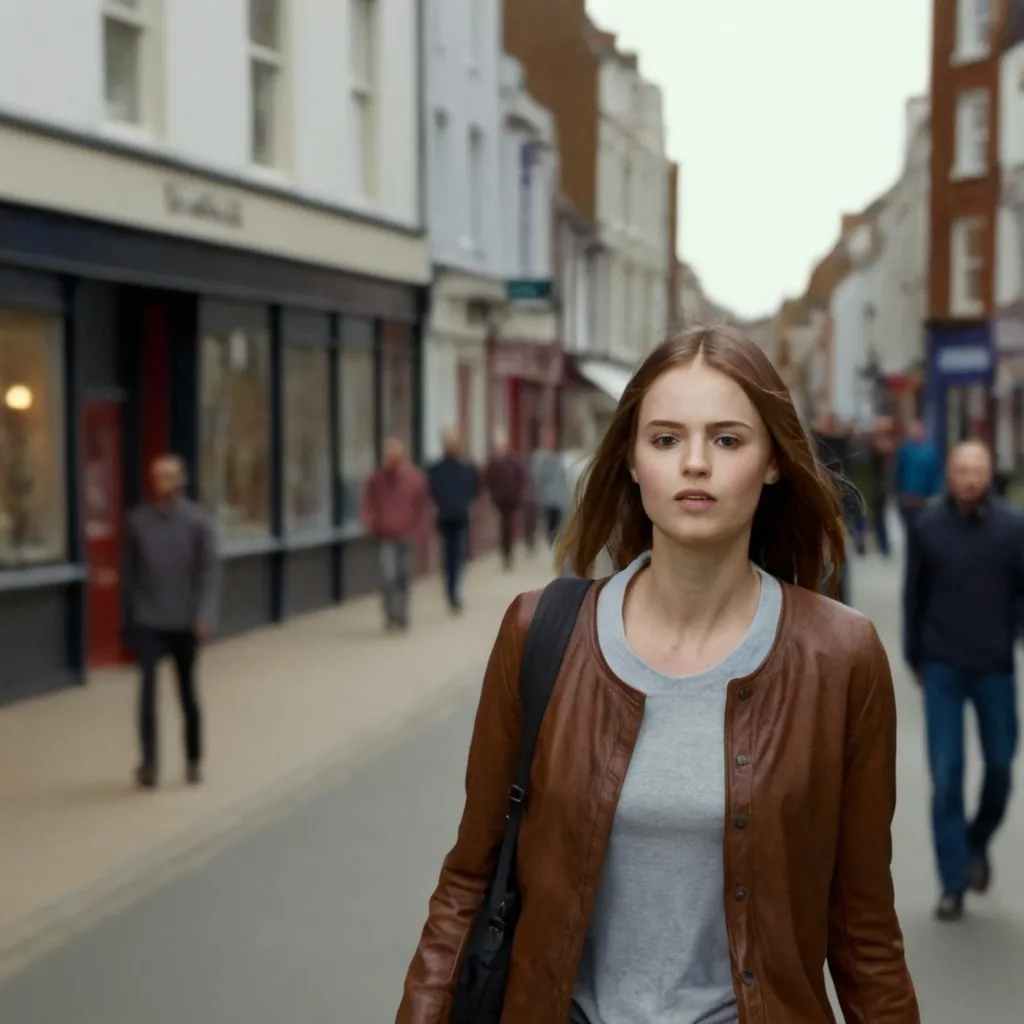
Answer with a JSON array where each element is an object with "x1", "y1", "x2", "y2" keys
[
  {"x1": 953, "y1": 89, "x2": 989, "y2": 178},
  {"x1": 955, "y1": 0, "x2": 990, "y2": 64},
  {"x1": 349, "y1": 0, "x2": 378, "y2": 198},
  {"x1": 248, "y1": 0, "x2": 288, "y2": 170},
  {"x1": 950, "y1": 216, "x2": 986, "y2": 316},
  {"x1": 102, "y1": 0, "x2": 163, "y2": 136}
]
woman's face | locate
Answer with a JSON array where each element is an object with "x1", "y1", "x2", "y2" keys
[{"x1": 631, "y1": 359, "x2": 778, "y2": 549}]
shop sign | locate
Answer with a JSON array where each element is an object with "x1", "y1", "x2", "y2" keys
[
  {"x1": 937, "y1": 345, "x2": 990, "y2": 375},
  {"x1": 506, "y1": 279, "x2": 552, "y2": 302},
  {"x1": 164, "y1": 182, "x2": 243, "y2": 229}
]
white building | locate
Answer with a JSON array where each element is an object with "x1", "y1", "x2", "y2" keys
[
  {"x1": 562, "y1": 41, "x2": 671, "y2": 449},
  {"x1": 420, "y1": 0, "x2": 505, "y2": 462},
  {"x1": 0, "y1": 0, "x2": 430, "y2": 695},
  {"x1": 595, "y1": 49, "x2": 670, "y2": 364},
  {"x1": 828, "y1": 98, "x2": 930, "y2": 427}
]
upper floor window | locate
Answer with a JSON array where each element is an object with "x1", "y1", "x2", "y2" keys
[
  {"x1": 950, "y1": 216, "x2": 986, "y2": 316},
  {"x1": 954, "y1": 89, "x2": 989, "y2": 178},
  {"x1": 956, "y1": 0, "x2": 990, "y2": 62},
  {"x1": 350, "y1": 0, "x2": 378, "y2": 197},
  {"x1": 469, "y1": 0, "x2": 483, "y2": 71},
  {"x1": 249, "y1": 0, "x2": 286, "y2": 167},
  {"x1": 469, "y1": 127, "x2": 484, "y2": 254},
  {"x1": 103, "y1": 0, "x2": 160, "y2": 130}
]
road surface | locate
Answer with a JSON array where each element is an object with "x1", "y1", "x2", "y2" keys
[{"x1": 0, "y1": 556, "x2": 1021, "y2": 1022}]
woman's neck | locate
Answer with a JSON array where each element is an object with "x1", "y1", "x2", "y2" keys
[{"x1": 637, "y1": 531, "x2": 761, "y2": 644}]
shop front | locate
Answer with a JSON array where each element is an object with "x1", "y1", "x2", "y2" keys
[
  {"x1": 0, "y1": 127, "x2": 428, "y2": 704},
  {"x1": 924, "y1": 321, "x2": 995, "y2": 457}
]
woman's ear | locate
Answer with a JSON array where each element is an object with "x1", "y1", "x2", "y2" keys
[{"x1": 764, "y1": 461, "x2": 780, "y2": 486}]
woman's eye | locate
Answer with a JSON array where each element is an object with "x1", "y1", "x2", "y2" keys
[
  {"x1": 715, "y1": 435, "x2": 741, "y2": 449},
  {"x1": 652, "y1": 435, "x2": 677, "y2": 448}
]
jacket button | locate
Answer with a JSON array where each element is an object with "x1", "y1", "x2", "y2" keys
[
  {"x1": 734, "y1": 815, "x2": 748, "y2": 829},
  {"x1": 741, "y1": 970, "x2": 756, "y2": 986},
  {"x1": 734, "y1": 887, "x2": 748, "y2": 901},
  {"x1": 738, "y1": 686, "x2": 752, "y2": 699},
  {"x1": 735, "y1": 754, "x2": 748, "y2": 766}
]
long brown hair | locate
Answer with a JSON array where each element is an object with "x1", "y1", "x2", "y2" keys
[{"x1": 556, "y1": 324, "x2": 847, "y2": 593}]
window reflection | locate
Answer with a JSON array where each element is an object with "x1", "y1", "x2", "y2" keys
[
  {"x1": 284, "y1": 344, "x2": 332, "y2": 533},
  {"x1": 339, "y1": 318, "x2": 377, "y2": 522},
  {"x1": 199, "y1": 327, "x2": 271, "y2": 542},
  {"x1": 0, "y1": 310, "x2": 66, "y2": 567}
]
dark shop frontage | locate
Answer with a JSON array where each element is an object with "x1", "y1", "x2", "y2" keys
[{"x1": 0, "y1": 200, "x2": 426, "y2": 705}]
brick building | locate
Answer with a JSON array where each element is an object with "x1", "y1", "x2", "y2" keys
[{"x1": 926, "y1": 0, "x2": 1001, "y2": 451}]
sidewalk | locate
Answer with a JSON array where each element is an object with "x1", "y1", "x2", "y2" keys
[{"x1": 0, "y1": 552, "x2": 556, "y2": 977}]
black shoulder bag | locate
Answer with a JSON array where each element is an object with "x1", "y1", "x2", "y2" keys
[{"x1": 449, "y1": 575, "x2": 594, "y2": 1024}]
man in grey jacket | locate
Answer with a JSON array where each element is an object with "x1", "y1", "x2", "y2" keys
[
  {"x1": 530, "y1": 425, "x2": 572, "y2": 547},
  {"x1": 123, "y1": 455, "x2": 220, "y2": 789}
]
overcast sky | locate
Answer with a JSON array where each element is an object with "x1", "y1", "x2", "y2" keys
[{"x1": 585, "y1": 0, "x2": 932, "y2": 320}]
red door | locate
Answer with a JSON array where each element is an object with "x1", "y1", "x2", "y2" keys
[{"x1": 83, "y1": 401, "x2": 126, "y2": 668}]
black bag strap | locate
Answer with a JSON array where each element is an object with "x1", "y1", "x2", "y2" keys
[{"x1": 485, "y1": 575, "x2": 595, "y2": 924}]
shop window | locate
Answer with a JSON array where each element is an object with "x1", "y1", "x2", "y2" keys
[
  {"x1": 0, "y1": 310, "x2": 66, "y2": 567},
  {"x1": 381, "y1": 321, "x2": 413, "y2": 452},
  {"x1": 283, "y1": 344, "x2": 331, "y2": 534},
  {"x1": 199, "y1": 327, "x2": 271, "y2": 543},
  {"x1": 339, "y1": 318, "x2": 376, "y2": 523}
]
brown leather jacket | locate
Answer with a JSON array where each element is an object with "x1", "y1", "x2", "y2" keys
[{"x1": 397, "y1": 580, "x2": 920, "y2": 1023}]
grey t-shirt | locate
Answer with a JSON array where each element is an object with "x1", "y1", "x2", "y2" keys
[{"x1": 572, "y1": 551, "x2": 783, "y2": 1024}]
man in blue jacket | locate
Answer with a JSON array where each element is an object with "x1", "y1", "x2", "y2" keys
[
  {"x1": 895, "y1": 419, "x2": 943, "y2": 534},
  {"x1": 427, "y1": 429, "x2": 479, "y2": 613},
  {"x1": 903, "y1": 440, "x2": 1023, "y2": 922}
]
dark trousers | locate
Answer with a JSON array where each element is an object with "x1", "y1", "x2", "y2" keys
[
  {"x1": 921, "y1": 661, "x2": 1019, "y2": 894},
  {"x1": 543, "y1": 506, "x2": 564, "y2": 546},
  {"x1": 497, "y1": 506, "x2": 516, "y2": 568},
  {"x1": 135, "y1": 627, "x2": 201, "y2": 770},
  {"x1": 438, "y1": 521, "x2": 467, "y2": 607},
  {"x1": 872, "y1": 500, "x2": 890, "y2": 557}
]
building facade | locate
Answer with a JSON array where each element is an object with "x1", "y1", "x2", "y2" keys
[
  {"x1": 927, "y1": 0, "x2": 1000, "y2": 452},
  {"x1": 0, "y1": 0, "x2": 428, "y2": 702},
  {"x1": 421, "y1": 0, "x2": 504, "y2": 468},
  {"x1": 503, "y1": 2, "x2": 607, "y2": 452}
]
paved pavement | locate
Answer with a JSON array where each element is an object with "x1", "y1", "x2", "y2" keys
[{"x1": 1, "y1": 548, "x2": 1022, "y2": 1021}]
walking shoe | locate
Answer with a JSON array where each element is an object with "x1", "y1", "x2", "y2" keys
[
  {"x1": 935, "y1": 892, "x2": 964, "y2": 922},
  {"x1": 186, "y1": 763, "x2": 202, "y2": 786},
  {"x1": 135, "y1": 765, "x2": 157, "y2": 790},
  {"x1": 968, "y1": 845, "x2": 992, "y2": 894}
]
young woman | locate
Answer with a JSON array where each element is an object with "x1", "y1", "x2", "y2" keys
[{"x1": 396, "y1": 325, "x2": 919, "y2": 1023}]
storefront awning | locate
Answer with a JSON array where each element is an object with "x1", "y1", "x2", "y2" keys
[{"x1": 576, "y1": 359, "x2": 633, "y2": 403}]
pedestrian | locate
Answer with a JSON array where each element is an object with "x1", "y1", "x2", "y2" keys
[
  {"x1": 427, "y1": 429, "x2": 479, "y2": 613},
  {"x1": 123, "y1": 454, "x2": 220, "y2": 790},
  {"x1": 902, "y1": 440, "x2": 1022, "y2": 922},
  {"x1": 530, "y1": 424, "x2": 572, "y2": 547},
  {"x1": 484, "y1": 430, "x2": 526, "y2": 569},
  {"x1": 894, "y1": 418, "x2": 943, "y2": 537},
  {"x1": 361, "y1": 437, "x2": 431, "y2": 631},
  {"x1": 868, "y1": 416, "x2": 896, "y2": 558},
  {"x1": 397, "y1": 325, "x2": 919, "y2": 1022}
]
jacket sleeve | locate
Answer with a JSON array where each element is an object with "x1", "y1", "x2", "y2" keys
[
  {"x1": 395, "y1": 592, "x2": 533, "y2": 1023},
  {"x1": 827, "y1": 624, "x2": 920, "y2": 1023}
]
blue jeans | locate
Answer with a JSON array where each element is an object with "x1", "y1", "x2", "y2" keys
[{"x1": 921, "y1": 661, "x2": 1019, "y2": 893}]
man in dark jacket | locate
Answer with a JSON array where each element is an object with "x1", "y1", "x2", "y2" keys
[
  {"x1": 123, "y1": 455, "x2": 220, "y2": 789},
  {"x1": 427, "y1": 429, "x2": 479, "y2": 612},
  {"x1": 903, "y1": 440, "x2": 1023, "y2": 922},
  {"x1": 484, "y1": 430, "x2": 526, "y2": 569}
]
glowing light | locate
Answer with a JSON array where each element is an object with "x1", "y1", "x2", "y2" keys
[{"x1": 4, "y1": 385, "x2": 32, "y2": 411}]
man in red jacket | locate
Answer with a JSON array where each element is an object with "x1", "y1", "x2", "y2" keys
[{"x1": 361, "y1": 437, "x2": 431, "y2": 630}]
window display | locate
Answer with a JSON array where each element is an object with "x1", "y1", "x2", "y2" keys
[
  {"x1": 339, "y1": 318, "x2": 376, "y2": 523},
  {"x1": 0, "y1": 310, "x2": 66, "y2": 567},
  {"x1": 381, "y1": 320, "x2": 413, "y2": 451},
  {"x1": 283, "y1": 343, "x2": 332, "y2": 533},
  {"x1": 199, "y1": 326, "x2": 271, "y2": 542}
]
